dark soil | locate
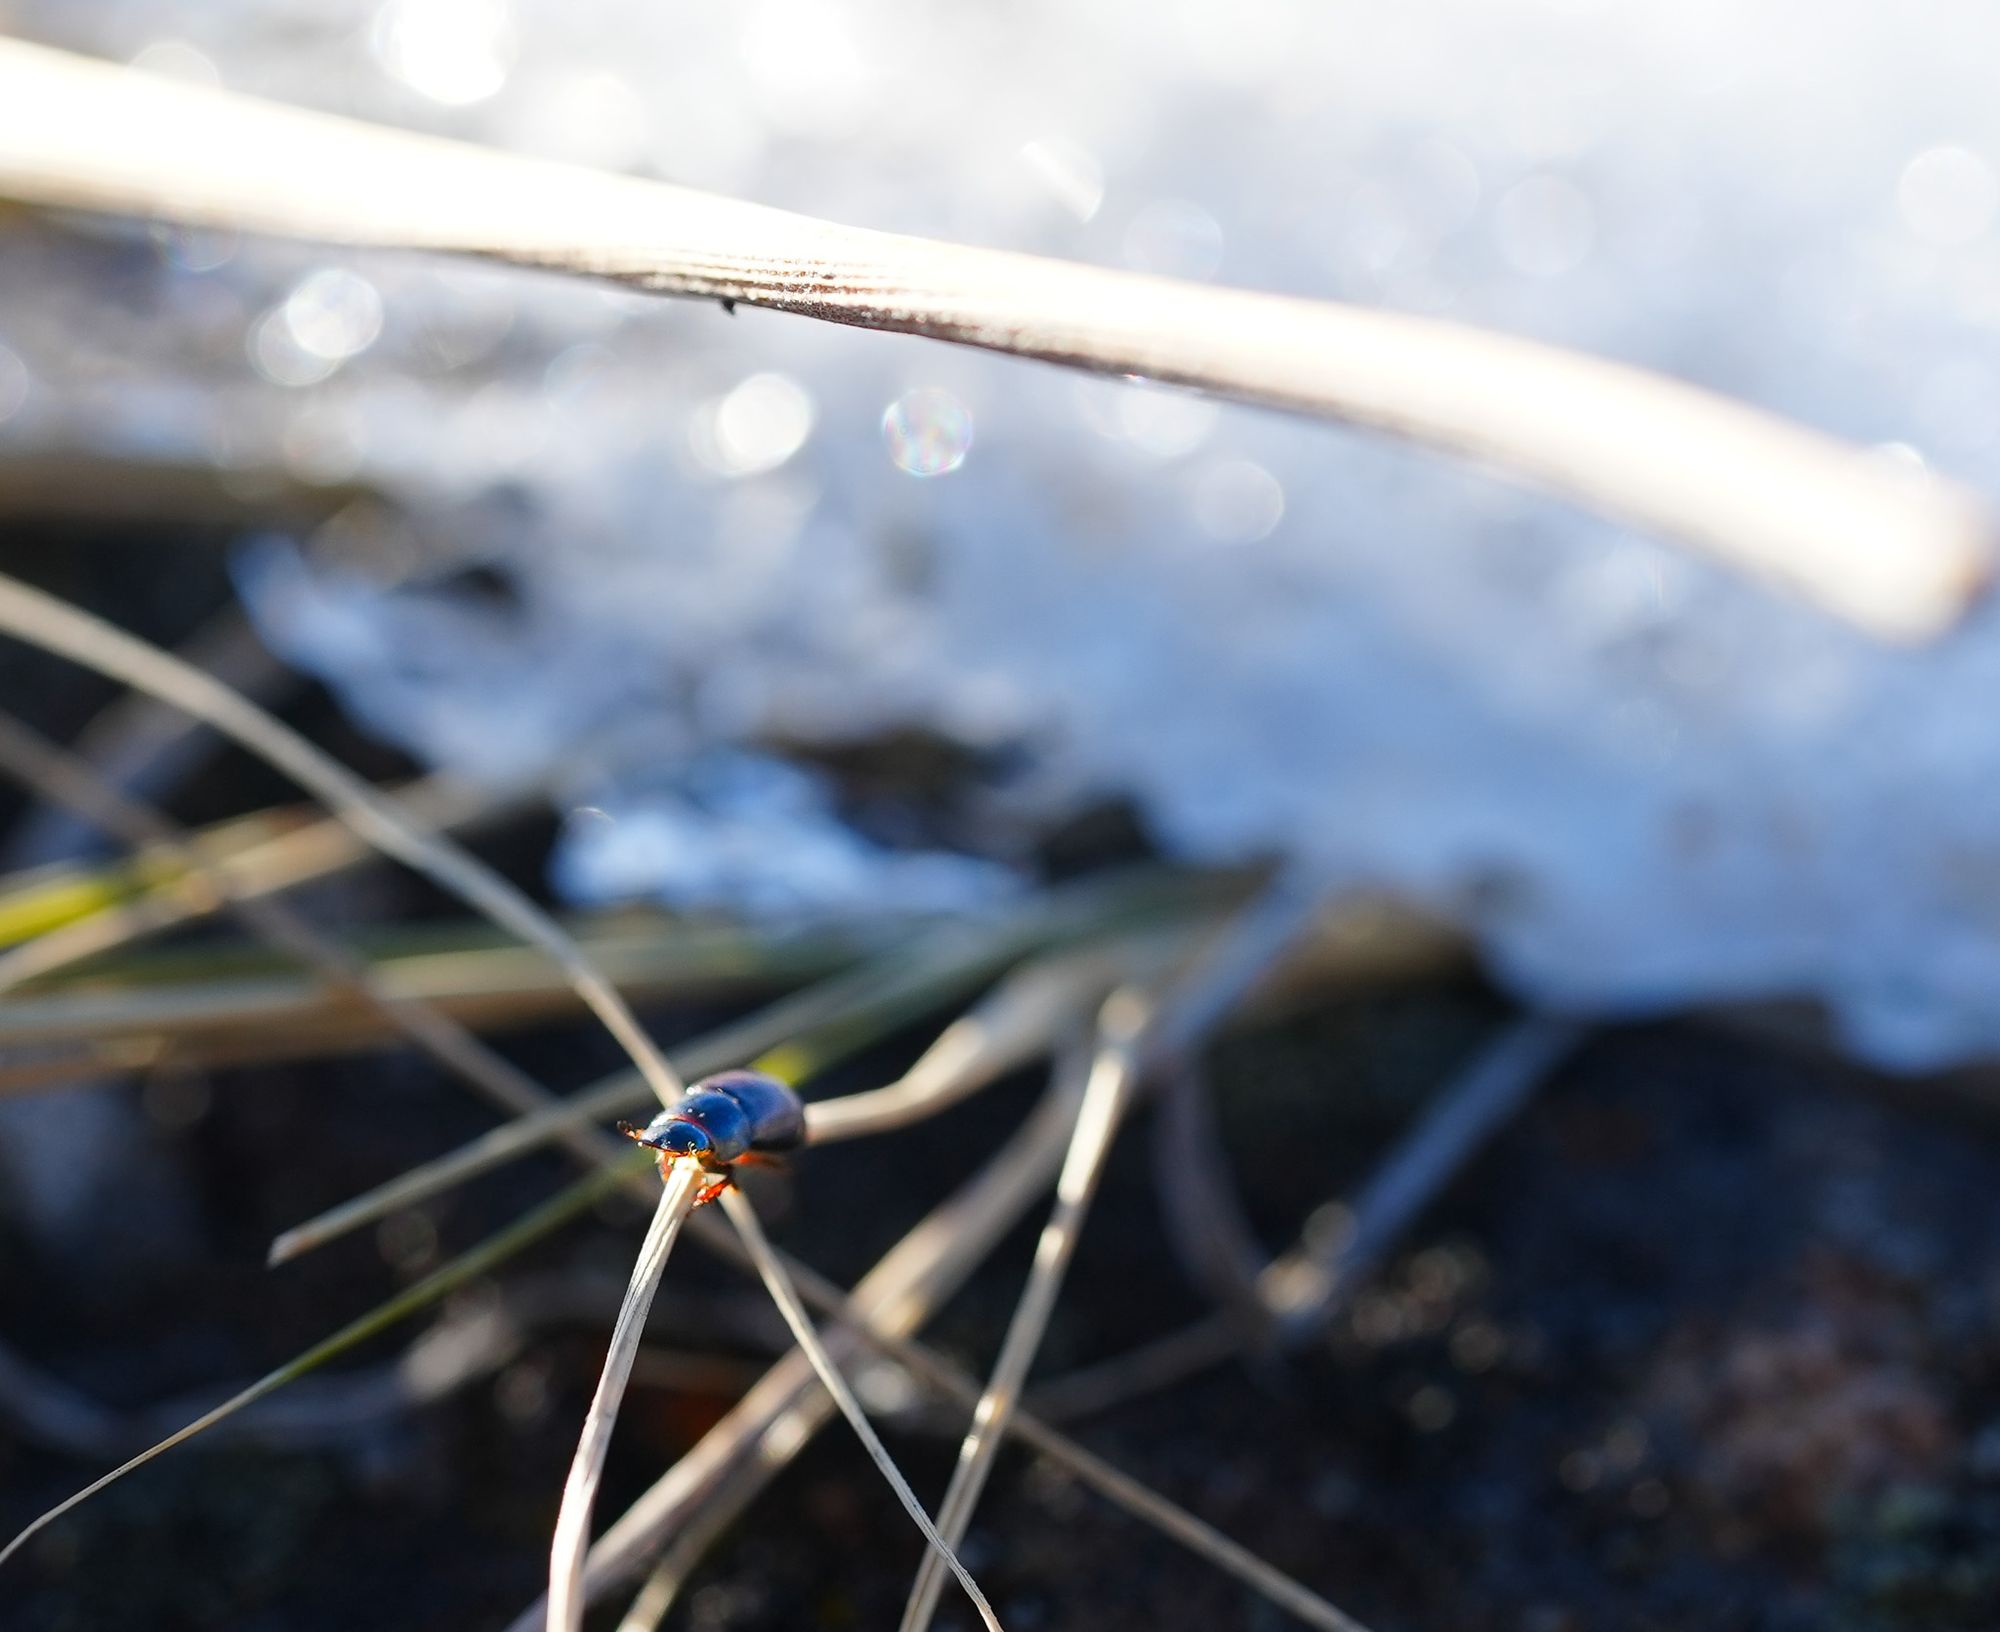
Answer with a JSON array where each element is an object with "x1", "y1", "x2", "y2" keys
[
  {"x1": 4, "y1": 542, "x2": 2000, "y2": 1631},
  {"x1": 8, "y1": 989, "x2": 2000, "y2": 1632}
]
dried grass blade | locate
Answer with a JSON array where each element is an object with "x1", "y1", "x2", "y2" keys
[
  {"x1": 0, "y1": 38, "x2": 1985, "y2": 637},
  {"x1": 0, "y1": 571, "x2": 684, "y2": 1109},
  {"x1": 899, "y1": 996, "x2": 1145, "y2": 1632},
  {"x1": 548, "y1": 1162, "x2": 701, "y2": 1632},
  {"x1": 718, "y1": 1184, "x2": 1003, "y2": 1632}
]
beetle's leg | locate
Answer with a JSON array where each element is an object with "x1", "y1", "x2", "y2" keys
[
  {"x1": 732, "y1": 1150, "x2": 789, "y2": 1173},
  {"x1": 693, "y1": 1173, "x2": 734, "y2": 1207}
]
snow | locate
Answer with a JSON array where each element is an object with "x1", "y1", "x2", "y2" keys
[{"x1": 9, "y1": 0, "x2": 2000, "y2": 1066}]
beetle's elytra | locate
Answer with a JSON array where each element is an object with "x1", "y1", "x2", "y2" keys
[{"x1": 618, "y1": 1069, "x2": 805, "y2": 1203}]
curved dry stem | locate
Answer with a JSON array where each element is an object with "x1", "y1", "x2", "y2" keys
[
  {"x1": 515, "y1": 1081, "x2": 1087, "y2": 1631},
  {"x1": 1026, "y1": 1016, "x2": 1588, "y2": 1420},
  {"x1": 265, "y1": 913, "x2": 1048, "y2": 1265},
  {"x1": 497, "y1": 1075, "x2": 1361, "y2": 1632},
  {"x1": 899, "y1": 996, "x2": 1146, "y2": 1632},
  {"x1": 717, "y1": 1184, "x2": 1003, "y2": 1632},
  {"x1": 801, "y1": 942, "x2": 1137, "y2": 1145},
  {"x1": 549, "y1": 1163, "x2": 701, "y2": 1632},
  {"x1": 0, "y1": 40, "x2": 1987, "y2": 637},
  {"x1": 0, "y1": 571, "x2": 684, "y2": 1110}
]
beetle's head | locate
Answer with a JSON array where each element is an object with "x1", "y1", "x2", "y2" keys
[{"x1": 618, "y1": 1115, "x2": 713, "y2": 1161}]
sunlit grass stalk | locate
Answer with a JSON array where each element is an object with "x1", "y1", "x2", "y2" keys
[
  {"x1": 0, "y1": 571, "x2": 685, "y2": 1110},
  {"x1": 563, "y1": 1075, "x2": 1366, "y2": 1632},
  {"x1": 719, "y1": 1184, "x2": 1003, "y2": 1632},
  {"x1": 269, "y1": 890, "x2": 1211, "y2": 1266},
  {"x1": 519, "y1": 1080, "x2": 1086, "y2": 1630},
  {"x1": 0, "y1": 38, "x2": 1988, "y2": 639},
  {"x1": 0, "y1": 712, "x2": 610, "y2": 1149},
  {"x1": 1027, "y1": 1016, "x2": 1586, "y2": 1419},
  {"x1": 899, "y1": 993, "x2": 1146, "y2": 1632},
  {"x1": 0, "y1": 1158, "x2": 635, "y2": 1570},
  {"x1": 0, "y1": 773, "x2": 488, "y2": 991},
  {"x1": 548, "y1": 1161, "x2": 701, "y2": 1632}
]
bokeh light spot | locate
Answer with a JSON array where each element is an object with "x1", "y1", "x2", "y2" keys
[
  {"x1": 693, "y1": 372, "x2": 816, "y2": 477},
  {"x1": 372, "y1": 0, "x2": 515, "y2": 106},
  {"x1": 882, "y1": 388, "x2": 973, "y2": 477},
  {"x1": 1898, "y1": 145, "x2": 1999, "y2": 246},
  {"x1": 1192, "y1": 458, "x2": 1285, "y2": 542}
]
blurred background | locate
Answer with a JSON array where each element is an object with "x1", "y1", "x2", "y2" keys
[{"x1": 6, "y1": 2, "x2": 2000, "y2": 1628}]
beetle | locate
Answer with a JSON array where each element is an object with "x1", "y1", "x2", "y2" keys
[{"x1": 618, "y1": 1068, "x2": 806, "y2": 1205}]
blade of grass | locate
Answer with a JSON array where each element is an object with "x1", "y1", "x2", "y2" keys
[
  {"x1": 0, "y1": 774, "x2": 490, "y2": 989},
  {"x1": 898, "y1": 994, "x2": 1146, "y2": 1632},
  {"x1": 0, "y1": 917, "x2": 874, "y2": 1051},
  {"x1": 509, "y1": 1078, "x2": 1086, "y2": 1631},
  {"x1": 0, "y1": 1157, "x2": 635, "y2": 1572},
  {"x1": 0, "y1": 39, "x2": 1987, "y2": 638},
  {"x1": 1265, "y1": 1017, "x2": 1583, "y2": 1338},
  {"x1": 1020, "y1": 1016, "x2": 1587, "y2": 1421},
  {"x1": 900, "y1": 883, "x2": 1320, "y2": 1632},
  {"x1": 549, "y1": 1161, "x2": 701, "y2": 1632},
  {"x1": 0, "y1": 571, "x2": 685, "y2": 1110},
  {"x1": 800, "y1": 942, "x2": 1140, "y2": 1145},
  {"x1": 719, "y1": 1183, "x2": 1003, "y2": 1632},
  {"x1": 267, "y1": 893, "x2": 1192, "y2": 1266},
  {"x1": 0, "y1": 713, "x2": 658, "y2": 1201},
  {"x1": 2, "y1": 604, "x2": 286, "y2": 872},
  {"x1": 582, "y1": 1091, "x2": 1368, "y2": 1632}
]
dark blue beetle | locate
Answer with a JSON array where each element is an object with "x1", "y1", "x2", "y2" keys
[{"x1": 619, "y1": 1069, "x2": 805, "y2": 1204}]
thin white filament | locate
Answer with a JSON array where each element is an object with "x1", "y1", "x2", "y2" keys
[
  {"x1": 548, "y1": 1163, "x2": 701, "y2": 1632},
  {"x1": 718, "y1": 1185, "x2": 1004, "y2": 1632}
]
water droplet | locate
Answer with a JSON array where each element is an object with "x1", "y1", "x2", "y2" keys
[
  {"x1": 250, "y1": 310, "x2": 337, "y2": 388},
  {"x1": 882, "y1": 388, "x2": 973, "y2": 477},
  {"x1": 127, "y1": 39, "x2": 221, "y2": 89},
  {"x1": 151, "y1": 223, "x2": 237, "y2": 274},
  {"x1": 1117, "y1": 384, "x2": 1217, "y2": 459}
]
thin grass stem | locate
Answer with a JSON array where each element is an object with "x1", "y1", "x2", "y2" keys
[
  {"x1": 0, "y1": 713, "x2": 622, "y2": 1167},
  {"x1": 0, "y1": 571, "x2": 685, "y2": 1109},
  {"x1": 899, "y1": 995, "x2": 1146, "y2": 1632},
  {"x1": 0, "y1": 39, "x2": 1987, "y2": 638},
  {"x1": 0, "y1": 774, "x2": 488, "y2": 990},
  {"x1": 0, "y1": 1161, "x2": 631, "y2": 1572},
  {"x1": 548, "y1": 1162, "x2": 701, "y2": 1632},
  {"x1": 718, "y1": 1184, "x2": 1003, "y2": 1632},
  {"x1": 267, "y1": 894, "x2": 1187, "y2": 1266}
]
